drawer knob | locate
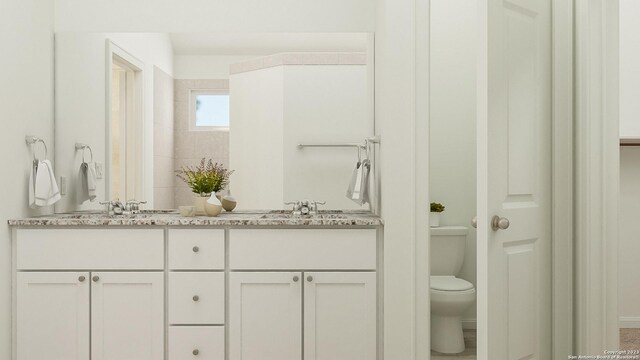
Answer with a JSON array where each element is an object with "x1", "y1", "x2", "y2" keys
[
  {"x1": 92, "y1": 275, "x2": 99, "y2": 282},
  {"x1": 192, "y1": 295, "x2": 200, "y2": 302},
  {"x1": 192, "y1": 246, "x2": 200, "y2": 253},
  {"x1": 192, "y1": 349, "x2": 199, "y2": 356},
  {"x1": 307, "y1": 276, "x2": 313, "y2": 282},
  {"x1": 293, "y1": 276, "x2": 299, "y2": 282},
  {"x1": 78, "y1": 276, "x2": 86, "y2": 282}
]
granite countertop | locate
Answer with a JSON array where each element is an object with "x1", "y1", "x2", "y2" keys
[{"x1": 8, "y1": 210, "x2": 383, "y2": 227}]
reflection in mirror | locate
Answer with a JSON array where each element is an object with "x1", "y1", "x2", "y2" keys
[
  {"x1": 108, "y1": 46, "x2": 144, "y2": 203},
  {"x1": 54, "y1": 32, "x2": 374, "y2": 213}
]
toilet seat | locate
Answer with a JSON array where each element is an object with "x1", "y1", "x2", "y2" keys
[{"x1": 430, "y1": 276, "x2": 474, "y2": 291}]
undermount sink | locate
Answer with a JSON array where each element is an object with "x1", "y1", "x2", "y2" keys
[
  {"x1": 260, "y1": 210, "x2": 348, "y2": 219},
  {"x1": 57, "y1": 209, "x2": 178, "y2": 219}
]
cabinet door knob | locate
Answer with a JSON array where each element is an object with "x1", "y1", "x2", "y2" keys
[
  {"x1": 192, "y1": 246, "x2": 200, "y2": 253},
  {"x1": 192, "y1": 295, "x2": 200, "y2": 302},
  {"x1": 192, "y1": 349, "x2": 199, "y2": 355},
  {"x1": 92, "y1": 275, "x2": 99, "y2": 282},
  {"x1": 293, "y1": 276, "x2": 299, "y2": 282},
  {"x1": 307, "y1": 276, "x2": 313, "y2": 282},
  {"x1": 78, "y1": 276, "x2": 86, "y2": 282}
]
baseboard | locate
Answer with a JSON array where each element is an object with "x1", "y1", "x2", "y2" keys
[
  {"x1": 619, "y1": 317, "x2": 640, "y2": 328},
  {"x1": 462, "y1": 319, "x2": 477, "y2": 330}
]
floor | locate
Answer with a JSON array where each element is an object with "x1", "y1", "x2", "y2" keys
[
  {"x1": 429, "y1": 328, "x2": 639, "y2": 358},
  {"x1": 621, "y1": 328, "x2": 640, "y2": 351},
  {"x1": 431, "y1": 329, "x2": 477, "y2": 360}
]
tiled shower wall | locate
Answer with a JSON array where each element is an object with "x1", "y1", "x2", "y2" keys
[
  {"x1": 153, "y1": 67, "x2": 175, "y2": 209},
  {"x1": 174, "y1": 79, "x2": 230, "y2": 206}
]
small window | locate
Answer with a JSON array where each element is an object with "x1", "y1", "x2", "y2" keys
[{"x1": 189, "y1": 90, "x2": 230, "y2": 131}]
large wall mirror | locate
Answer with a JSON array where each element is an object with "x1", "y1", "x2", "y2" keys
[{"x1": 54, "y1": 32, "x2": 375, "y2": 213}]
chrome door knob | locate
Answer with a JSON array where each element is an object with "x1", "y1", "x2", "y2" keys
[
  {"x1": 92, "y1": 275, "x2": 99, "y2": 282},
  {"x1": 307, "y1": 276, "x2": 313, "y2": 282},
  {"x1": 78, "y1": 276, "x2": 86, "y2": 282},
  {"x1": 192, "y1": 295, "x2": 200, "y2": 302},
  {"x1": 471, "y1": 216, "x2": 477, "y2": 229},
  {"x1": 192, "y1": 349, "x2": 199, "y2": 356},
  {"x1": 491, "y1": 215, "x2": 510, "y2": 231},
  {"x1": 293, "y1": 276, "x2": 299, "y2": 282},
  {"x1": 192, "y1": 246, "x2": 200, "y2": 253}
]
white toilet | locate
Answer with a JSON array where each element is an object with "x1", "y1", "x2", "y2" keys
[{"x1": 430, "y1": 226, "x2": 475, "y2": 354}]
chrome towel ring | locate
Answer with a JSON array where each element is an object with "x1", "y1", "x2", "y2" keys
[
  {"x1": 25, "y1": 136, "x2": 48, "y2": 161},
  {"x1": 75, "y1": 143, "x2": 94, "y2": 163}
]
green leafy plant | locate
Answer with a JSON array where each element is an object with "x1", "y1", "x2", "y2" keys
[
  {"x1": 176, "y1": 158, "x2": 234, "y2": 196},
  {"x1": 430, "y1": 202, "x2": 445, "y2": 213}
]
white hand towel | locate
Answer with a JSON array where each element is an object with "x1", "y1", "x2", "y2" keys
[
  {"x1": 34, "y1": 160, "x2": 61, "y2": 207},
  {"x1": 77, "y1": 162, "x2": 89, "y2": 204},
  {"x1": 28, "y1": 161, "x2": 37, "y2": 209},
  {"x1": 87, "y1": 162, "x2": 97, "y2": 201}
]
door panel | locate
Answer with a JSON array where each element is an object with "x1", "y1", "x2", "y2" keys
[
  {"x1": 17, "y1": 272, "x2": 90, "y2": 360},
  {"x1": 91, "y1": 272, "x2": 164, "y2": 360},
  {"x1": 303, "y1": 272, "x2": 376, "y2": 360},
  {"x1": 229, "y1": 272, "x2": 302, "y2": 360},
  {"x1": 478, "y1": 0, "x2": 552, "y2": 358}
]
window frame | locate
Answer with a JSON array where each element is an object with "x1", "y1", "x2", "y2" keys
[{"x1": 188, "y1": 89, "x2": 230, "y2": 132}]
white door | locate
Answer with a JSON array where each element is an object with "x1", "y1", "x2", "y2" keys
[
  {"x1": 477, "y1": 0, "x2": 552, "y2": 359},
  {"x1": 91, "y1": 272, "x2": 164, "y2": 360},
  {"x1": 16, "y1": 272, "x2": 90, "y2": 360},
  {"x1": 303, "y1": 272, "x2": 377, "y2": 360},
  {"x1": 229, "y1": 272, "x2": 302, "y2": 360}
]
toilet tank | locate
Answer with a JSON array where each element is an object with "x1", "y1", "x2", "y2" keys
[{"x1": 430, "y1": 226, "x2": 469, "y2": 276}]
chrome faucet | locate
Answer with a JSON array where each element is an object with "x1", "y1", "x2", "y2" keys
[
  {"x1": 284, "y1": 200, "x2": 326, "y2": 216},
  {"x1": 308, "y1": 200, "x2": 326, "y2": 216},
  {"x1": 99, "y1": 200, "x2": 125, "y2": 215},
  {"x1": 125, "y1": 200, "x2": 147, "y2": 214},
  {"x1": 99, "y1": 199, "x2": 146, "y2": 215}
]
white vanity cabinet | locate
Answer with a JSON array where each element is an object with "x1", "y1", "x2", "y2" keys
[
  {"x1": 16, "y1": 272, "x2": 90, "y2": 360},
  {"x1": 228, "y1": 229, "x2": 378, "y2": 360},
  {"x1": 229, "y1": 272, "x2": 303, "y2": 360},
  {"x1": 14, "y1": 229, "x2": 165, "y2": 360},
  {"x1": 91, "y1": 272, "x2": 164, "y2": 360},
  {"x1": 12, "y1": 224, "x2": 381, "y2": 360},
  {"x1": 303, "y1": 272, "x2": 377, "y2": 360}
]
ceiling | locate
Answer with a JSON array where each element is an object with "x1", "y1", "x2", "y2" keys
[{"x1": 169, "y1": 32, "x2": 369, "y2": 56}]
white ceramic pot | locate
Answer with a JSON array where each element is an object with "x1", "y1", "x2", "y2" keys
[
  {"x1": 430, "y1": 212, "x2": 441, "y2": 227},
  {"x1": 204, "y1": 194, "x2": 223, "y2": 217},
  {"x1": 194, "y1": 196, "x2": 208, "y2": 216}
]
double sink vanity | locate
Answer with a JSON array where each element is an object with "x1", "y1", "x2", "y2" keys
[{"x1": 9, "y1": 210, "x2": 383, "y2": 360}]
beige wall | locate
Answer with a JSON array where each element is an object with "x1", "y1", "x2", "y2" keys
[
  {"x1": 153, "y1": 67, "x2": 175, "y2": 209},
  {"x1": 0, "y1": 0, "x2": 55, "y2": 357},
  {"x1": 174, "y1": 79, "x2": 230, "y2": 206}
]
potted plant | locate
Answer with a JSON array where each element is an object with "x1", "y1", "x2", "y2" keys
[
  {"x1": 430, "y1": 202, "x2": 445, "y2": 227},
  {"x1": 176, "y1": 158, "x2": 234, "y2": 216}
]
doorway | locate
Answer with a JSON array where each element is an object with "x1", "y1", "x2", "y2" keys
[
  {"x1": 427, "y1": 0, "x2": 573, "y2": 359},
  {"x1": 107, "y1": 42, "x2": 144, "y2": 202},
  {"x1": 428, "y1": 0, "x2": 478, "y2": 358}
]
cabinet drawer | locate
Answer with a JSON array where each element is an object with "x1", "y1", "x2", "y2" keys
[
  {"x1": 168, "y1": 229, "x2": 225, "y2": 270},
  {"x1": 229, "y1": 229, "x2": 377, "y2": 270},
  {"x1": 169, "y1": 326, "x2": 224, "y2": 360},
  {"x1": 169, "y1": 272, "x2": 225, "y2": 325},
  {"x1": 16, "y1": 229, "x2": 164, "y2": 270}
]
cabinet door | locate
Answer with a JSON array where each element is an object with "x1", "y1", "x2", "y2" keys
[
  {"x1": 17, "y1": 272, "x2": 90, "y2": 360},
  {"x1": 91, "y1": 272, "x2": 164, "y2": 360},
  {"x1": 229, "y1": 272, "x2": 302, "y2": 360},
  {"x1": 304, "y1": 272, "x2": 377, "y2": 360}
]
